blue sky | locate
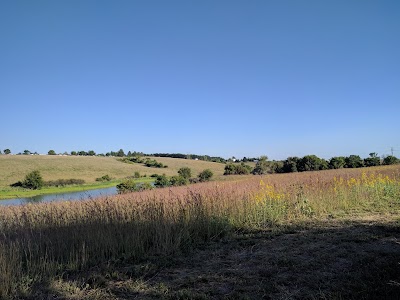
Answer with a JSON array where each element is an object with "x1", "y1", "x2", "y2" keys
[{"x1": 1, "y1": 1, "x2": 399, "y2": 160}]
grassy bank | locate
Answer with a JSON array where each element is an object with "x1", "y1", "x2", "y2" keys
[
  {"x1": 0, "y1": 165, "x2": 399, "y2": 298},
  {"x1": 0, "y1": 177, "x2": 155, "y2": 200}
]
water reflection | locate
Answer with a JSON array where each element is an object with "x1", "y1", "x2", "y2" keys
[{"x1": 0, "y1": 186, "x2": 118, "y2": 206}]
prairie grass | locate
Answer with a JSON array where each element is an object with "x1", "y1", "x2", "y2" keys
[{"x1": 0, "y1": 165, "x2": 399, "y2": 298}]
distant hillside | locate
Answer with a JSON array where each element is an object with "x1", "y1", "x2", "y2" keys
[{"x1": 0, "y1": 155, "x2": 225, "y2": 188}]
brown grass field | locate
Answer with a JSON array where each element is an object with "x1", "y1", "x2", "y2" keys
[
  {"x1": 0, "y1": 155, "x2": 226, "y2": 188},
  {"x1": 0, "y1": 164, "x2": 399, "y2": 299}
]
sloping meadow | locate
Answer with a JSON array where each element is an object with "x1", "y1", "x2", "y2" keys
[{"x1": 0, "y1": 165, "x2": 399, "y2": 298}]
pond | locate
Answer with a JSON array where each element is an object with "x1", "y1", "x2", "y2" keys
[{"x1": 0, "y1": 186, "x2": 118, "y2": 206}]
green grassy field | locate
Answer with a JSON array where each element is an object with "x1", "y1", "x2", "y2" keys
[{"x1": 0, "y1": 155, "x2": 226, "y2": 199}]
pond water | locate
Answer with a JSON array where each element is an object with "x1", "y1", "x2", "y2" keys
[{"x1": 0, "y1": 186, "x2": 118, "y2": 206}]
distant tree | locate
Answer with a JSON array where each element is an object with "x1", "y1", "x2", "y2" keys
[
  {"x1": 282, "y1": 157, "x2": 300, "y2": 173},
  {"x1": 78, "y1": 151, "x2": 87, "y2": 156},
  {"x1": 224, "y1": 163, "x2": 236, "y2": 175},
  {"x1": 96, "y1": 174, "x2": 112, "y2": 182},
  {"x1": 270, "y1": 160, "x2": 285, "y2": 173},
  {"x1": 127, "y1": 151, "x2": 132, "y2": 156},
  {"x1": 169, "y1": 175, "x2": 188, "y2": 186},
  {"x1": 297, "y1": 155, "x2": 327, "y2": 172},
  {"x1": 382, "y1": 155, "x2": 399, "y2": 165},
  {"x1": 22, "y1": 170, "x2": 44, "y2": 190},
  {"x1": 87, "y1": 150, "x2": 96, "y2": 156},
  {"x1": 235, "y1": 163, "x2": 252, "y2": 174},
  {"x1": 117, "y1": 149, "x2": 125, "y2": 157},
  {"x1": 198, "y1": 169, "x2": 213, "y2": 182},
  {"x1": 253, "y1": 156, "x2": 270, "y2": 175},
  {"x1": 345, "y1": 155, "x2": 364, "y2": 168},
  {"x1": 329, "y1": 157, "x2": 346, "y2": 169},
  {"x1": 23, "y1": 150, "x2": 31, "y2": 155},
  {"x1": 178, "y1": 167, "x2": 192, "y2": 179},
  {"x1": 70, "y1": 151, "x2": 77, "y2": 156},
  {"x1": 48, "y1": 150, "x2": 56, "y2": 155},
  {"x1": 364, "y1": 152, "x2": 380, "y2": 167},
  {"x1": 154, "y1": 174, "x2": 171, "y2": 187}
]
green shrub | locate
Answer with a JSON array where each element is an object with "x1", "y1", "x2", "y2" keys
[
  {"x1": 198, "y1": 169, "x2": 213, "y2": 182},
  {"x1": 22, "y1": 170, "x2": 44, "y2": 190},
  {"x1": 224, "y1": 163, "x2": 236, "y2": 175},
  {"x1": 45, "y1": 179, "x2": 85, "y2": 187},
  {"x1": 178, "y1": 167, "x2": 192, "y2": 179},
  {"x1": 116, "y1": 179, "x2": 135, "y2": 193},
  {"x1": 224, "y1": 163, "x2": 252, "y2": 175},
  {"x1": 95, "y1": 175, "x2": 112, "y2": 182},
  {"x1": 169, "y1": 175, "x2": 188, "y2": 186},
  {"x1": 134, "y1": 171, "x2": 141, "y2": 178},
  {"x1": 154, "y1": 174, "x2": 170, "y2": 187},
  {"x1": 116, "y1": 179, "x2": 154, "y2": 193}
]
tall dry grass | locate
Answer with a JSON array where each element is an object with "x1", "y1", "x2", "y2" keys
[{"x1": 0, "y1": 165, "x2": 399, "y2": 298}]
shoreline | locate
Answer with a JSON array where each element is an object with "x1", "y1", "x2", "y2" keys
[{"x1": 0, "y1": 177, "x2": 154, "y2": 200}]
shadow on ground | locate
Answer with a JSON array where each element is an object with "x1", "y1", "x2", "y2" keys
[{"x1": 28, "y1": 218, "x2": 400, "y2": 300}]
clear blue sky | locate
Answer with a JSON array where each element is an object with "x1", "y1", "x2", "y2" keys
[{"x1": 1, "y1": 1, "x2": 399, "y2": 160}]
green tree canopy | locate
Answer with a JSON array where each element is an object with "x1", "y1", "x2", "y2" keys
[
  {"x1": 329, "y1": 156, "x2": 346, "y2": 169},
  {"x1": 253, "y1": 156, "x2": 270, "y2": 175},
  {"x1": 345, "y1": 155, "x2": 364, "y2": 168},
  {"x1": 364, "y1": 152, "x2": 380, "y2": 167},
  {"x1": 198, "y1": 169, "x2": 213, "y2": 182},
  {"x1": 48, "y1": 150, "x2": 56, "y2": 155},
  {"x1": 22, "y1": 170, "x2": 44, "y2": 190},
  {"x1": 382, "y1": 155, "x2": 399, "y2": 165},
  {"x1": 178, "y1": 167, "x2": 192, "y2": 179},
  {"x1": 297, "y1": 155, "x2": 327, "y2": 172},
  {"x1": 117, "y1": 149, "x2": 125, "y2": 157},
  {"x1": 282, "y1": 157, "x2": 300, "y2": 173}
]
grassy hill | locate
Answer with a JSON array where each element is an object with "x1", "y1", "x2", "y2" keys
[{"x1": 0, "y1": 155, "x2": 226, "y2": 189}]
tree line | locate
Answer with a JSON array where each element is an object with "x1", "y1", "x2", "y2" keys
[{"x1": 225, "y1": 153, "x2": 399, "y2": 176}]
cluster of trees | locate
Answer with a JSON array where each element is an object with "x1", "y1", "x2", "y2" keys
[
  {"x1": 144, "y1": 159, "x2": 167, "y2": 168},
  {"x1": 224, "y1": 153, "x2": 399, "y2": 176},
  {"x1": 224, "y1": 162, "x2": 253, "y2": 175},
  {"x1": 116, "y1": 167, "x2": 213, "y2": 193},
  {"x1": 154, "y1": 168, "x2": 213, "y2": 187},
  {"x1": 151, "y1": 153, "x2": 226, "y2": 163},
  {"x1": 0, "y1": 149, "x2": 40, "y2": 155},
  {"x1": 120, "y1": 156, "x2": 168, "y2": 168}
]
